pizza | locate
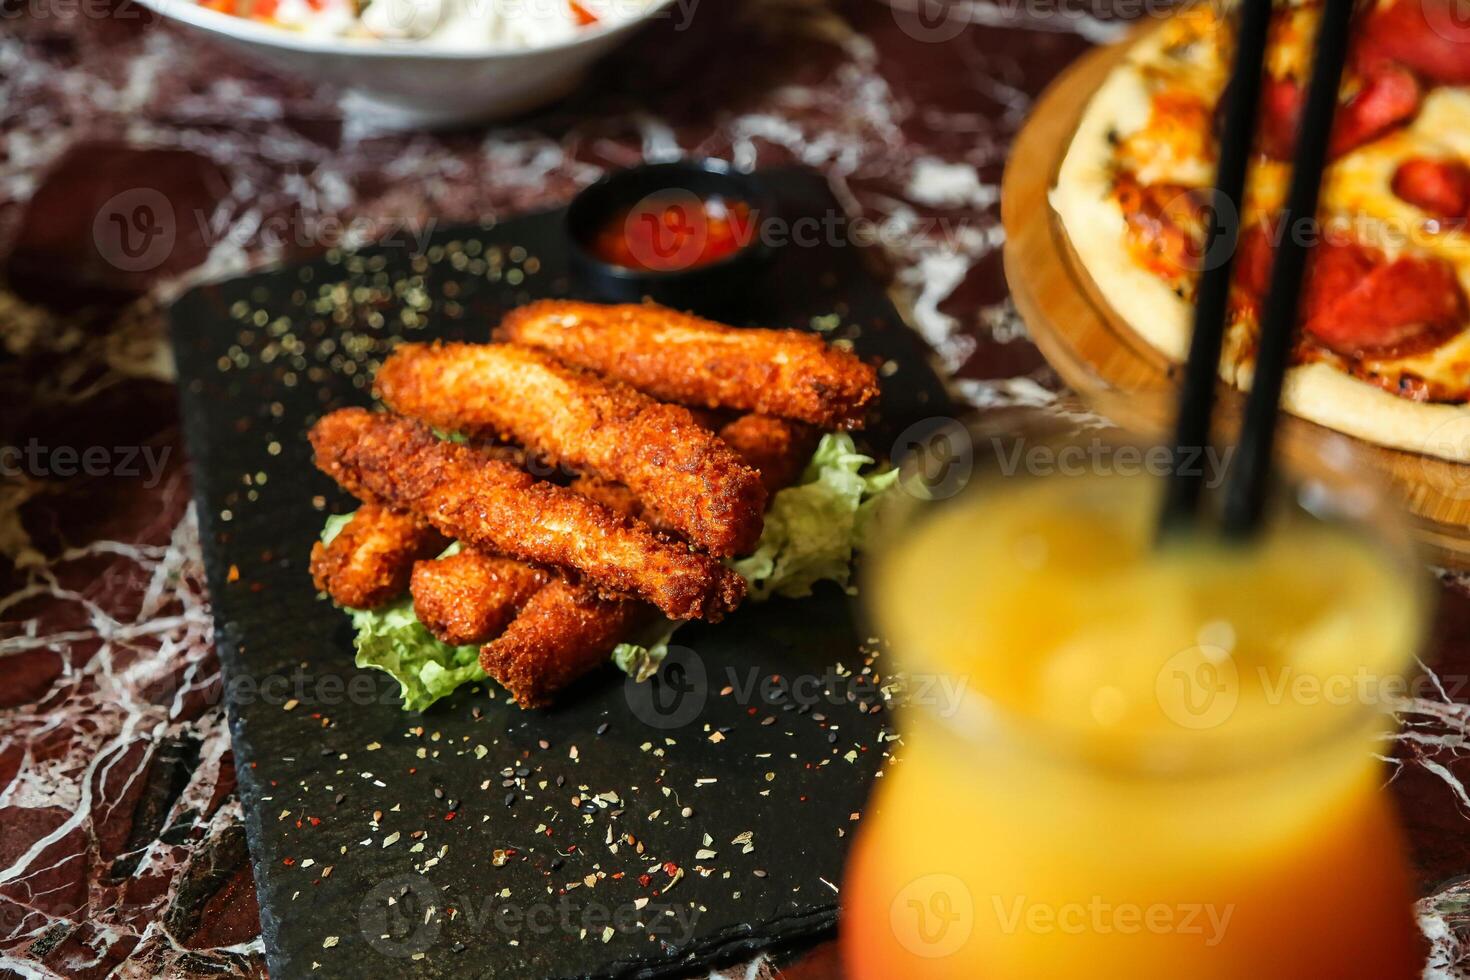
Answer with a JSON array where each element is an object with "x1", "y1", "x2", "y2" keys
[{"x1": 1051, "y1": 0, "x2": 1470, "y2": 462}]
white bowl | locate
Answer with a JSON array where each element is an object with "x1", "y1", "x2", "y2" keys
[{"x1": 135, "y1": 0, "x2": 675, "y2": 130}]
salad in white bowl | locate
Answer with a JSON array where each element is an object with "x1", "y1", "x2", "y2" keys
[
  {"x1": 196, "y1": 0, "x2": 655, "y2": 49},
  {"x1": 139, "y1": 0, "x2": 676, "y2": 127}
]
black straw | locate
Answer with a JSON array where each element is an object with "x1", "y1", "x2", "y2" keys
[
  {"x1": 1221, "y1": 0, "x2": 1355, "y2": 537},
  {"x1": 1158, "y1": 0, "x2": 1272, "y2": 537}
]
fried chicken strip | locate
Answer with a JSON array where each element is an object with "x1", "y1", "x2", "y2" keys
[
  {"x1": 717, "y1": 414, "x2": 820, "y2": 496},
  {"x1": 309, "y1": 408, "x2": 744, "y2": 621},
  {"x1": 480, "y1": 577, "x2": 652, "y2": 708},
  {"x1": 485, "y1": 412, "x2": 822, "y2": 708},
  {"x1": 310, "y1": 504, "x2": 447, "y2": 609},
  {"x1": 410, "y1": 550, "x2": 550, "y2": 646},
  {"x1": 498, "y1": 300, "x2": 880, "y2": 430},
  {"x1": 375, "y1": 342, "x2": 766, "y2": 557},
  {"x1": 569, "y1": 413, "x2": 817, "y2": 535}
]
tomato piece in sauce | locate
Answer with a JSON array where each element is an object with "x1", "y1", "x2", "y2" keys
[
  {"x1": 591, "y1": 195, "x2": 756, "y2": 272},
  {"x1": 569, "y1": 1, "x2": 598, "y2": 26}
]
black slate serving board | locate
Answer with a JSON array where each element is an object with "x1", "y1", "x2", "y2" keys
[{"x1": 170, "y1": 168, "x2": 952, "y2": 979}]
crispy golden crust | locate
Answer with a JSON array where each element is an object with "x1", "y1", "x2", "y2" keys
[
  {"x1": 376, "y1": 342, "x2": 766, "y2": 557},
  {"x1": 571, "y1": 413, "x2": 816, "y2": 539},
  {"x1": 410, "y1": 550, "x2": 550, "y2": 646},
  {"x1": 569, "y1": 474, "x2": 684, "y2": 535},
  {"x1": 479, "y1": 577, "x2": 652, "y2": 709},
  {"x1": 309, "y1": 504, "x2": 446, "y2": 609},
  {"x1": 717, "y1": 414, "x2": 820, "y2": 495},
  {"x1": 309, "y1": 408, "x2": 745, "y2": 622},
  {"x1": 498, "y1": 300, "x2": 880, "y2": 430}
]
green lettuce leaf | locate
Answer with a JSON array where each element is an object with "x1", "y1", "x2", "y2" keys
[
  {"x1": 319, "y1": 432, "x2": 896, "y2": 709},
  {"x1": 318, "y1": 516, "x2": 484, "y2": 712},
  {"x1": 320, "y1": 511, "x2": 354, "y2": 547},
  {"x1": 612, "y1": 434, "x2": 897, "y2": 669},
  {"x1": 349, "y1": 599, "x2": 486, "y2": 712},
  {"x1": 730, "y1": 432, "x2": 898, "y2": 600},
  {"x1": 611, "y1": 620, "x2": 680, "y2": 682}
]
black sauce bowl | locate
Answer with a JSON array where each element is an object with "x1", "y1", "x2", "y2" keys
[{"x1": 565, "y1": 159, "x2": 777, "y2": 316}]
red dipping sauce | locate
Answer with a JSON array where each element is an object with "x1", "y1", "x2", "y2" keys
[{"x1": 590, "y1": 193, "x2": 756, "y2": 272}]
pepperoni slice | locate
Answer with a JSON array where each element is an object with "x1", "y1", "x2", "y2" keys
[
  {"x1": 1301, "y1": 241, "x2": 1467, "y2": 357},
  {"x1": 1231, "y1": 230, "x2": 1466, "y2": 358},
  {"x1": 1112, "y1": 173, "x2": 1209, "y2": 282},
  {"x1": 1232, "y1": 223, "x2": 1275, "y2": 311},
  {"x1": 1256, "y1": 75, "x2": 1304, "y2": 161},
  {"x1": 1392, "y1": 157, "x2": 1470, "y2": 221},
  {"x1": 1256, "y1": 66, "x2": 1421, "y2": 161},
  {"x1": 1331, "y1": 66, "x2": 1422, "y2": 157},
  {"x1": 1356, "y1": 0, "x2": 1470, "y2": 86}
]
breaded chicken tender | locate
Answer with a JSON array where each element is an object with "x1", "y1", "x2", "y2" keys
[
  {"x1": 410, "y1": 550, "x2": 550, "y2": 646},
  {"x1": 375, "y1": 342, "x2": 766, "y2": 557},
  {"x1": 717, "y1": 414, "x2": 820, "y2": 496},
  {"x1": 480, "y1": 577, "x2": 652, "y2": 709},
  {"x1": 498, "y1": 300, "x2": 879, "y2": 429},
  {"x1": 486, "y1": 410, "x2": 825, "y2": 707},
  {"x1": 309, "y1": 408, "x2": 745, "y2": 622},
  {"x1": 569, "y1": 474, "x2": 675, "y2": 533},
  {"x1": 309, "y1": 504, "x2": 446, "y2": 609},
  {"x1": 569, "y1": 413, "x2": 818, "y2": 537}
]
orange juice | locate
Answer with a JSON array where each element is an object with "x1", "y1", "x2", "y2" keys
[{"x1": 843, "y1": 468, "x2": 1425, "y2": 978}]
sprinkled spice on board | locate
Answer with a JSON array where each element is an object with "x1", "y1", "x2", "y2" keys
[{"x1": 182, "y1": 192, "x2": 918, "y2": 973}]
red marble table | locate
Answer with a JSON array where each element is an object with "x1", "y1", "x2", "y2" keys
[{"x1": 2, "y1": 1, "x2": 1469, "y2": 977}]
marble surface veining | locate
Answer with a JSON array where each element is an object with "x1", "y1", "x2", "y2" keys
[{"x1": 2, "y1": 1, "x2": 1470, "y2": 977}]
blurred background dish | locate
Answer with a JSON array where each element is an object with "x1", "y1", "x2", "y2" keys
[{"x1": 132, "y1": 0, "x2": 676, "y2": 129}]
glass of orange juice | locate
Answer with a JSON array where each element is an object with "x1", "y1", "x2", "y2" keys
[{"x1": 842, "y1": 420, "x2": 1428, "y2": 979}]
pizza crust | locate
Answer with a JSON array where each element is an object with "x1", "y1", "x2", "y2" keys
[
  {"x1": 1049, "y1": 27, "x2": 1195, "y2": 364},
  {"x1": 1280, "y1": 364, "x2": 1470, "y2": 462},
  {"x1": 1050, "y1": 27, "x2": 1470, "y2": 464}
]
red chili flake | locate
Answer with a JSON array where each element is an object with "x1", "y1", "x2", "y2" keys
[
  {"x1": 662, "y1": 862, "x2": 679, "y2": 876},
  {"x1": 747, "y1": 708, "x2": 757, "y2": 716},
  {"x1": 638, "y1": 874, "x2": 652, "y2": 887},
  {"x1": 611, "y1": 872, "x2": 624, "y2": 880},
  {"x1": 445, "y1": 812, "x2": 457, "y2": 822},
  {"x1": 283, "y1": 857, "x2": 295, "y2": 866},
  {"x1": 567, "y1": 845, "x2": 577, "y2": 853},
  {"x1": 295, "y1": 820, "x2": 303, "y2": 829},
  {"x1": 308, "y1": 817, "x2": 321, "y2": 827}
]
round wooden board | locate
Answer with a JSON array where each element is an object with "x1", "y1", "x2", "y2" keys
[{"x1": 1001, "y1": 31, "x2": 1470, "y2": 569}]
